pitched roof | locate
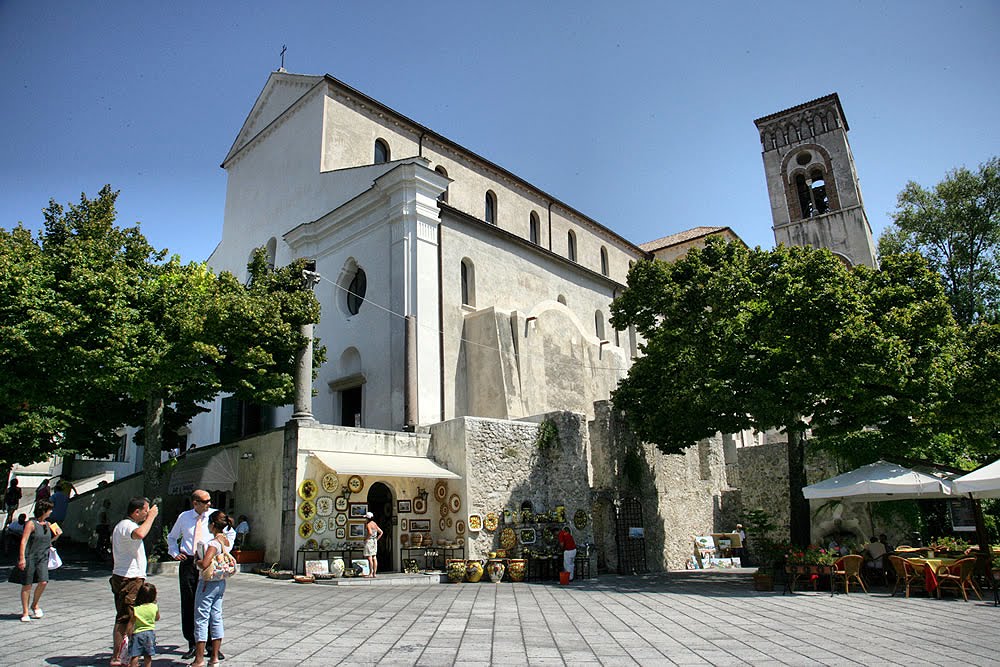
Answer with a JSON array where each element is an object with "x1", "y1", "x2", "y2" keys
[
  {"x1": 639, "y1": 226, "x2": 730, "y2": 251},
  {"x1": 753, "y1": 93, "x2": 849, "y2": 131}
]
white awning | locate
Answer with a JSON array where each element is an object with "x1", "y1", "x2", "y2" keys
[
  {"x1": 954, "y1": 459, "x2": 1000, "y2": 499},
  {"x1": 168, "y1": 446, "x2": 240, "y2": 495},
  {"x1": 308, "y1": 450, "x2": 461, "y2": 479},
  {"x1": 802, "y1": 460, "x2": 956, "y2": 502}
]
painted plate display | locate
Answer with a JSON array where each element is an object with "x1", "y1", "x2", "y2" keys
[
  {"x1": 448, "y1": 493, "x2": 461, "y2": 513},
  {"x1": 439, "y1": 518, "x2": 447, "y2": 531},
  {"x1": 298, "y1": 479, "x2": 319, "y2": 501},
  {"x1": 413, "y1": 498, "x2": 427, "y2": 514},
  {"x1": 456, "y1": 520, "x2": 466, "y2": 535},
  {"x1": 439, "y1": 502, "x2": 450, "y2": 518},
  {"x1": 335, "y1": 496, "x2": 348, "y2": 512},
  {"x1": 484, "y1": 513, "x2": 499, "y2": 531},
  {"x1": 297, "y1": 500, "x2": 317, "y2": 521},
  {"x1": 573, "y1": 509, "x2": 588, "y2": 530},
  {"x1": 520, "y1": 528, "x2": 536, "y2": 545},
  {"x1": 335, "y1": 527, "x2": 346, "y2": 540},
  {"x1": 320, "y1": 538, "x2": 333, "y2": 549},
  {"x1": 298, "y1": 521, "x2": 313, "y2": 539},
  {"x1": 335, "y1": 513, "x2": 347, "y2": 527},
  {"x1": 434, "y1": 480, "x2": 448, "y2": 501},
  {"x1": 315, "y1": 496, "x2": 334, "y2": 516},
  {"x1": 500, "y1": 526, "x2": 516, "y2": 550},
  {"x1": 446, "y1": 517, "x2": 453, "y2": 528},
  {"x1": 305, "y1": 538, "x2": 319, "y2": 550},
  {"x1": 312, "y1": 517, "x2": 327, "y2": 534},
  {"x1": 321, "y1": 472, "x2": 339, "y2": 494},
  {"x1": 347, "y1": 475, "x2": 364, "y2": 494},
  {"x1": 467, "y1": 514, "x2": 482, "y2": 532}
]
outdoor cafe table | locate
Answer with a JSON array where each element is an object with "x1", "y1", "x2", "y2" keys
[
  {"x1": 783, "y1": 564, "x2": 835, "y2": 596},
  {"x1": 907, "y1": 556, "x2": 960, "y2": 595}
]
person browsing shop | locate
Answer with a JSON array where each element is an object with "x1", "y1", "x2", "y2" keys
[{"x1": 557, "y1": 525, "x2": 577, "y2": 581}]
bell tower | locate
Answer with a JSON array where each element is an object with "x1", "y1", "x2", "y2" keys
[{"x1": 754, "y1": 93, "x2": 877, "y2": 268}]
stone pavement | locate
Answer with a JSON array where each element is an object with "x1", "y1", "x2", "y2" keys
[{"x1": 1, "y1": 559, "x2": 998, "y2": 666}]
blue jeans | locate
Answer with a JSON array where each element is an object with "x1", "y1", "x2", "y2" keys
[{"x1": 194, "y1": 579, "x2": 225, "y2": 642}]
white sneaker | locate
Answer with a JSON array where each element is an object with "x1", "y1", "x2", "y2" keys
[
  {"x1": 20, "y1": 615, "x2": 30, "y2": 622},
  {"x1": 30, "y1": 607, "x2": 43, "y2": 618}
]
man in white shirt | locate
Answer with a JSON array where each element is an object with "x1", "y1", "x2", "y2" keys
[
  {"x1": 110, "y1": 497, "x2": 158, "y2": 662},
  {"x1": 167, "y1": 489, "x2": 235, "y2": 660}
]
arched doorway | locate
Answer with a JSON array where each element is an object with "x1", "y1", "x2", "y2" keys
[{"x1": 367, "y1": 482, "x2": 394, "y2": 572}]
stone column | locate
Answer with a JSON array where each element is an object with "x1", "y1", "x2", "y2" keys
[{"x1": 291, "y1": 321, "x2": 315, "y2": 421}]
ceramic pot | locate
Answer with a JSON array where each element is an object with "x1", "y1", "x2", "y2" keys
[
  {"x1": 446, "y1": 559, "x2": 466, "y2": 583},
  {"x1": 507, "y1": 558, "x2": 526, "y2": 582},
  {"x1": 466, "y1": 560, "x2": 484, "y2": 583},
  {"x1": 330, "y1": 557, "x2": 345, "y2": 578},
  {"x1": 487, "y1": 559, "x2": 506, "y2": 583}
]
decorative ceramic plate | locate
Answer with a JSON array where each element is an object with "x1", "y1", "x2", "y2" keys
[
  {"x1": 298, "y1": 479, "x2": 318, "y2": 501},
  {"x1": 335, "y1": 496, "x2": 348, "y2": 512},
  {"x1": 456, "y1": 520, "x2": 466, "y2": 535},
  {"x1": 468, "y1": 514, "x2": 482, "y2": 531},
  {"x1": 297, "y1": 500, "x2": 316, "y2": 521},
  {"x1": 320, "y1": 538, "x2": 333, "y2": 549},
  {"x1": 305, "y1": 538, "x2": 319, "y2": 550},
  {"x1": 434, "y1": 480, "x2": 448, "y2": 501},
  {"x1": 298, "y1": 521, "x2": 313, "y2": 539},
  {"x1": 439, "y1": 518, "x2": 447, "y2": 531},
  {"x1": 401, "y1": 519, "x2": 408, "y2": 531},
  {"x1": 335, "y1": 512, "x2": 347, "y2": 527},
  {"x1": 312, "y1": 517, "x2": 327, "y2": 534},
  {"x1": 321, "y1": 472, "x2": 339, "y2": 494},
  {"x1": 439, "y1": 502, "x2": 450, "y2": 518},
  {"x1": 520, "y1": 528, "x2": 536, "y2": 545},
  {"x1": 347, "y1": 475, "x2": 364, "y2": 494},
  {"x1": 446, "y1": 517, "x2": 453, "y2": 528},
  {"x1": 573, "y1": 509, "x2": 588, "y2": 530},
  {"x1": 500, "y1": 527, "x2": 516, "y2": 550},
  {"x1": 484, "y1": 513, "x2": 499, "y2": 531},
  {"x1": 315, "y1": 496, "x2": 334, "y2": 516},
  {"x1": 554, "y1": 505, "x2": 566, "y2": 523},
  {"x1": 448, "y1": 493, "x2": 461, "y2": 513},
  {"x1": 413, "y1": 498, "x2": 427, "y2": 514},
  {"x1": 335, "y1": 527, "x2": 346, "y2": 540}
]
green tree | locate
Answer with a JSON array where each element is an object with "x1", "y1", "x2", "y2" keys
[
  {"x1": 1, "y1": 187, "x2": 324, "y2": 497},
  {"x1": 610, "y1": 238, "x2": 959, "y2": 546},
  {"x1": 879, "y1": 157, "x2": 1000, "y2": 325}
]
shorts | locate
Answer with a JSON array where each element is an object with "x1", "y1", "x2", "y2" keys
[
  {"x1": 22, "y1": 552, "x2": 48, "y2": 584},
  {"x1": 129, "y1": 630, "x2": 157, "y2": 657},
  {"x1": 110, "y1": 575, "x2": 145, "y2": 626}
]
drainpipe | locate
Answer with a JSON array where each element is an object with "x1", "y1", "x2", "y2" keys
[
  {"x1": 437, "y1": 224, "x2": 446, "y2": 422},
  {"x1": 547, "y1": 202, "x2": 553, "y2": 252},
  {"x1": 418, "y1": 132, "x2": 425, "y2": 157}
]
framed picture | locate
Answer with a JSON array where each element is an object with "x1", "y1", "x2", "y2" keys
[
  {"x1": 401, "y1": 519, "x2": 408, "y2": 531},
  {"x1": 352, "y1": 559, "x2": 371, "y2": 577},
  {"x1": 348, "y1": 522, "x2": 366, "y2": 540},
  {"x1": 349, "y1": 502, "x2": 369, "y2": 519},
  {"x1": 519, "y1": 528, "x2": 536, "y2": 545},
  {"x1": 409, "y1": 519, "x2": 431, "y2": 532},
  {"x1": 397, "y1": 499, "x2": 412, "y2": 514},
  {"x1": 305, "y1": 560, "x2": 329, "y2": 576}
]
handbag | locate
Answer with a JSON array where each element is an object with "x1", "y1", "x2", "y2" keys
[{"x1": 48, "y1": 547, "x2": 63, "y2": 570}]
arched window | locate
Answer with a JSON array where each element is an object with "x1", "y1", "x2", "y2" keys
[
  {"x1": 374, "y1": 139, "x2": 390, "y2": 164},
  {"x1": 460, "y1": 258, "x2": 475, "y2": 307},
  {"x1": 529, "y1": 211, "x2": 540, "y2": 245},
  {"x1": 600, "y1": 246, "x2": 609, "y2": 276},
  {"x1": 795, "y1": 169, "x2": 830, "y2": 218},
  {"x1": 809, "y1": 169, "x2": 829, "y2": 214},
  {"x1": 485, "y1": 191, "x2": 497, "y2": 224},
  {"x1": 347, "y1": 267, "x2": 367, "y2": 315},
  {"x1": 265, "y1": 237, "x2": 277, "y2": 269},
  {"x1": 595, "y1": 311, "x2": 605, "y2": 340},
  {"x1": 557, "y1": 294, "x2": 567, "y2": 305},
  {"x1": 435, "y1": 166, "x2": 448, "y2": 202},
  {"x1": 567, "y1": 230, "x2": 577, "y2": 262}
]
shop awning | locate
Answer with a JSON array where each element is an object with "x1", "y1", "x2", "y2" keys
[
  {"x1": 308, "y1": 450, "x2": 461, "y2": 479},
  {"x1": 168, "y1": 446, "x2": 240, "y2": 495}
]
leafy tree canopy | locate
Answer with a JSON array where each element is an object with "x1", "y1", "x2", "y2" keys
[{"x1": 879, "y1": 156, "x2": 1000, "y2": 325}]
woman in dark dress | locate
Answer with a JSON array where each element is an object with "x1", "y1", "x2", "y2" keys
[{"x1": 16, "y1": 498, "x2": 59, "y2": 622}]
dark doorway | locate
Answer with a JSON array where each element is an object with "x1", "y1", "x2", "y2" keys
[
  {"x1": 341, "y1": 386, "x2": 362, "y2": 427},
  {"x1": 367, "y1": 482, "x2": 394, "y2": 572},
  {"x1": 615, "y1": 496, "x2": 648, "y2": 574}
]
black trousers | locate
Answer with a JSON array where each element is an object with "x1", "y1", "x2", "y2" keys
[{"x1": 179, "y1": 557, "x2": 199, "y2": 646}]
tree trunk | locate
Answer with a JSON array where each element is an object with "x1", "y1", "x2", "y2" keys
[
  {"x1": 786, "y1": 428, "x2": 811, "y2": 547},
  {"x1": 143, "y1": 393, "x2": 164, "y2": 500}
]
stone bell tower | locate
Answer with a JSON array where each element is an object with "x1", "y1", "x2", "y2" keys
[{"x1": 754, "y1": 93, "x2": 877, "y2": 268}]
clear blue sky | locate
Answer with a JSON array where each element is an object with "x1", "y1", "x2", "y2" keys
[{"x1": 2, "y1": 1, "x2": 997, "y2": 262}]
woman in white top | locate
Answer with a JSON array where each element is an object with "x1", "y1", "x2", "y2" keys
[{"x1": 191, "y1": 512, "x2": 232, "y2": 667}]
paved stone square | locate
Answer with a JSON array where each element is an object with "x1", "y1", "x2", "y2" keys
[{"x1": 1, "y1": 561, "x2": 997, "y2": 666}]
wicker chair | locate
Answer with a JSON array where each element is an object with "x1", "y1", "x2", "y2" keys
[
  {"x1": 935, "y1": 558, "x2": 983, "y2": 601},
  {"x1": 889, "y1": 555, "x2": 924, "y2": 597},
  {"x1": 833, "y1": 555, "x2": 868, "y2": 594}
]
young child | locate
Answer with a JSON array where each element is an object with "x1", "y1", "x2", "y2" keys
[{"x1": 128, "y1": 582, "x2": 160, "y2": 667}]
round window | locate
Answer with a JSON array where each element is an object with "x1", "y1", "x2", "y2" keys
[
  {"x1": 796, "y1": 152, "x2": 811, "y2": 166},
  {"x1": 347, "y1": 268, "x2": 367, "y2": 315}
]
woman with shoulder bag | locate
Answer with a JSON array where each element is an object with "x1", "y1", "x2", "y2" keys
[
  {"x1": 14, "y1": 498, "x2": 61, "y2": 622},
  {"x1": 191, "y1": 511, "x2": 233, "y2": 667}
]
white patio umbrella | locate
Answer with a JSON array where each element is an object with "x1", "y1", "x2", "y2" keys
[
  {"x1": 802, "y1": 460, "x2": 957, "y2": 502},
  {"x1": 953, "y1": 459, "x2": 1000, "y2": 499}
]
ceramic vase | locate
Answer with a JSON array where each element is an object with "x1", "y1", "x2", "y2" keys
[
  {"x1": 507, "y1": 558, "x2": 526, "y2": 582},
  {"x1": 446, "y1": 559, "x2": 466, "y2": 583},
  {"x1": 329, "y1": 558, "x2": 345, "y2": 578},
  {"x1": 487, "y1": 559, "x2": 506, "y2": 583},
  {"x1": 466, "y1": 559, "x2": 484, "y2": 583}
]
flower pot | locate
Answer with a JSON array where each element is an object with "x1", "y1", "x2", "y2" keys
[
  {"x1": 507, "y1": 558, "x2": 526, "y2": 582},
  {"x1": 446, "y1": 559, "x2": 466, "y2": 583},
  {"x1": 466, "y1": 560, "x2": 484, "y2": 583},
  {"x1": 752, "y1": 572, "x2": 774, "y2": 591},
  {"x1": 487, "y1": 559, "x2": 506, "y2": 583}
]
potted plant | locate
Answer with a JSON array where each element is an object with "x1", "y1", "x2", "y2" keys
[{"x1": 743, "y1": 509, "x2": 782, "y2": 591}]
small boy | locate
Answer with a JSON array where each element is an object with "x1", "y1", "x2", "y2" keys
[{"x1": 128, "y1": 582, "x2": 160, "y2": 667}]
